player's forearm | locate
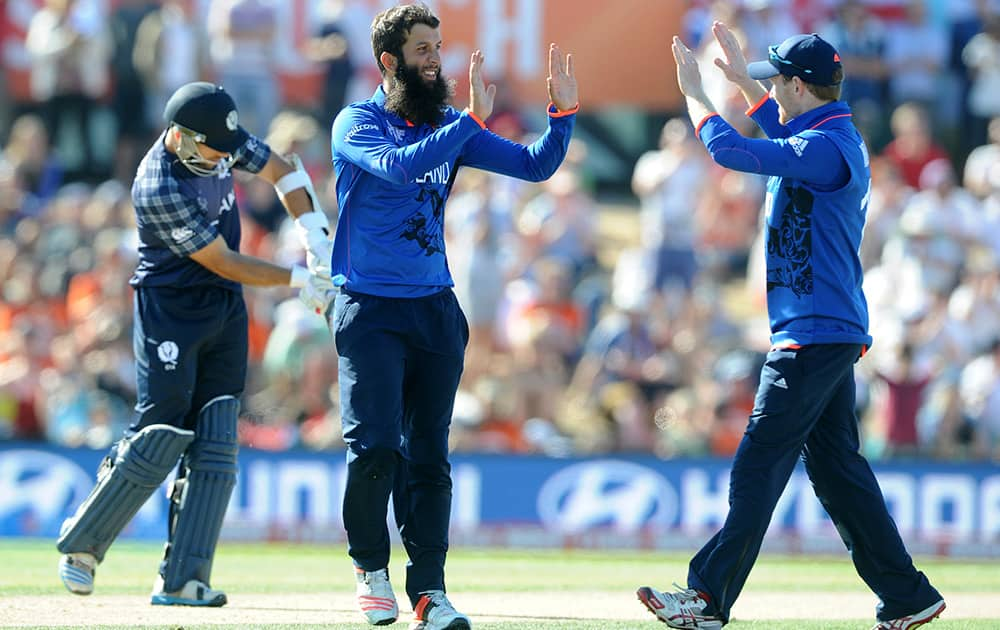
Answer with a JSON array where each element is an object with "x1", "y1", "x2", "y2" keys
[
  {"x1": 683, "y1": 92, "x2": 717, "y2": 130},
  {"x1": 734, "y1": 78, "x2": 768, "y2": 108},
  {"x1": 208, "y1": 251, "x2": 295, "y2": 286},
  {"x1": 279, "y1": 187, "x2": 313, "y2": 219}
]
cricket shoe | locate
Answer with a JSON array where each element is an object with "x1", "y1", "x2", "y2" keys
[
  {"x1": 637, "y1": 584, "x2": 723, "y2": 629},
  {"x1": 872, "y1": 600, "x2": 946, "y2": 629},
  {"x1": 59, "y1": 552, "x2": 97, "y2": 595},
  {"x1": 150, "y1": 575, "x2": 227, "y2": 607},
  {"x1": 409, "y1": 590, "x2": 471, "y2": 630},
  {"x1": 355, "y1": 567, "x2": 399, "y2": 625}
]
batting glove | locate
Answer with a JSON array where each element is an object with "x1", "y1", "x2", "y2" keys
[{"x1": 297, "y1": 270, "x2": 337, "y2": 316}]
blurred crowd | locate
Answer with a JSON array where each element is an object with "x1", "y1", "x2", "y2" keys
[{"x1": 1, "y1": 0, "x2": 999, "y2": 463}]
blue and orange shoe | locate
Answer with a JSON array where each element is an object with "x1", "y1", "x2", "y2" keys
[{"x1": 409, "y1": 590, "x2": 471, "y2": 630}]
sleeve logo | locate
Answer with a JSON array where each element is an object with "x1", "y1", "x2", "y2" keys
[
  {"x1": 788, "y1": 136, "x2": 809, "y2": 157},
  {"x1": 344, "y1": 123, "x2": 378, "y2": 142},
  {"x1": 171, "y1": 227, "x2": 195, "y2": 243}
]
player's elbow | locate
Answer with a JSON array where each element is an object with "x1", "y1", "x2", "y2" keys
[
  {"x1": 190, "y1": 242, "x2": 240, "y2": 281},
  {"x1": 525, "y1": 162, "x2": 559, "y2": 183},
  {"x1": 707, "y1": 146, "x2": 763, "y2": 173}
]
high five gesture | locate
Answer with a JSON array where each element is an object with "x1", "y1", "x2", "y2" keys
[
  {"x1": 468, "y1": 43, "x2": 577, "y2": 121},
  {"x1": 468, "y1": 49, "x2": 497, "y2": 121},
  {"x1": 547, "y1": 43, "x2": 578, "y2": 112}
]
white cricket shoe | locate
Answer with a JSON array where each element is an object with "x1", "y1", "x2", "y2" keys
[
  {"x1": 636, "y1": 584, "x2": 723, "y2": 629},
  {"x1": 355, "y1": 567, "x2": 399, "y2": 625},
  {"x1": 150, "y1": 575, "x2": 227, "y2": 607},
  {"x1": 409, "y1": 590, "x2": 471, "y2": 630},
  {"x1": 872, "y1": 600, "x2": 946, "y2": 629},
  {"x1": 59, "y1": 552, "x2": 97, "y2": 595}
]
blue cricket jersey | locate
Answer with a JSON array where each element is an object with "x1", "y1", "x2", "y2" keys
[
  {"x1": 698, "y1": 98, "x2": 873, "y2": 348},
  {"x1": 330, "y1": 86, "x2": 576, "y2": 297},
  {"x1": 129, "y1": 132, "x2": 271, "y2": 292}
]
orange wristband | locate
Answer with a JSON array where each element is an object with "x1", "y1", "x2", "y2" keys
[{"x1": 548, "y1": 102, "x2": 580, "y2": 117}]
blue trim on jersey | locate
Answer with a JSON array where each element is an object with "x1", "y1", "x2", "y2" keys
[
  {"x1": 699, "y1": 100, "x2": 873, "y2": 348},
  {"x1": 329, "y1": 87, "x2": 575, "y2": 297}
]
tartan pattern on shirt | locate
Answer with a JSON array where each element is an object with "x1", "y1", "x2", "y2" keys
[{"x1": 132, "y1": 133, "x2": 271, "y2": 258}]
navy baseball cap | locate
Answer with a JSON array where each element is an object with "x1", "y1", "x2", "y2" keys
[
  {"x1": 163, "y1": 82, "x2": 249, "y2": 153},
  {"x1": 746, "y1": 33, "x2": 843, "y2": 86}
]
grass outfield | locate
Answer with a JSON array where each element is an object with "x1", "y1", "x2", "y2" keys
[{"x1": 0, "y1": 539, "x2": 995, "y2": 629}]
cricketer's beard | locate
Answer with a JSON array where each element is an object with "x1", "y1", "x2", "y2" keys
[{"x1": 383, "y1": 60, "x2": 452, "y2": 127}]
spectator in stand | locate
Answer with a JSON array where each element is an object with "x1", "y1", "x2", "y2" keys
[
  {"x1": 818, "y1": 0, "x2": 889, "y2": 148},
  {"x1": 694, "y1": 165, "x2": 764, "y2": 283},
  {"x1": 0, "y1": 114, "x2": 64, "y2": 216},
  {"x1": 304, "y1": 0, "x2": 355, "y2": 128},
  {"x1": 632, "y1": 117, "x2": 709, "y2": 294},
  {"x1": 883, "y1": 0, "x2": 949, "y2": 117},
  {"x1": 108, "y1": 0, "x2": 158, "y2": 182},
  {"x1": 25, "y1": 0, "x2": 110, "y2": 182},
  {"x1": 446, "y1": 172, "x2": 511, "y2": 384},
  {"x1": 134, "y1": 0, "x2": 209, "y2": 127},
  {"x1": 881, "y1": 102, "x2": 950, "y2": 190},
  {"x1": 871, "y1": 342, "x2": 935, "y2": 458},
  {"x1": 963, "y1": 116, "x2": 1000, "y2": 199},
  {"x1": 517, "y1": 166, "x2": 598, "y2": 283},
  {"x1": 946, "y1": 248, "x2": 1000, "y2": 360},
  {"x1": 740, "y1": 0, "x2": 801, "y2": 60},
  {"x1": 959, "y1": 337, "x2": 1000, "y2": 460},
  {"x1": 962, "y1": 15, "x2": 1000, "y2": 150},
  {"x1": 567, "y1": 249, "x2": 677, "y2": 450},
  {"x1": 207, "y1": 0, "x2": 279, "y2": 134},
  {"x1": 859, "y1": 156, "x2": 912, "y2": 270}
]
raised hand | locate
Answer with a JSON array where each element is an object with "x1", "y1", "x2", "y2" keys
[
  {"x1": 547, "y1": 43, "x2": 577, "y2": 111},
  {"x1": 671, "y1": 36, "x2": 706, "y2": 100},
  {"x1": 468, "y1": 49, "x2": 497, "y2": 121},
  {"x1": 712, "y1": 21, "x2": 751, "y2": 85}
]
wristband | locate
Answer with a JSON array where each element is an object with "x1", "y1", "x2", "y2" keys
[
  {"x1": 289, "y1": 264, "x2": 310, "y2": 288},
  {"x1": 274, "y1": 169, "x2": 311, "y2": 201}
]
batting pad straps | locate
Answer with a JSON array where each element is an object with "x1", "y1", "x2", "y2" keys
[
  {"x1": 274, "y1": 169, "x2": 311, "y2": 201},
  {"x1": 57, "y1": 424, "x2": 194, "y2": 562}
]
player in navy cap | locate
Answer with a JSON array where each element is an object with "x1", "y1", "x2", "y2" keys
[
  {"x1": 636, "y1": 23, "x2": 945, "y2": 630},
  {"x1": 746, "y1": 32, "x2": 845, "y2": 87},
  {"x1": 55, "y1": 82, "x2": 336, "y2": 606}
]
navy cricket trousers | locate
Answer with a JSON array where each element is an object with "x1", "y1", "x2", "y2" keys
[
  {"x1": 332, "y1": 288, "x2": 468, "y2": 606},
  {"x1": 687, "y1": 344, "x2": 941, "y2": 623},
  {"x1": 131, "y1": 285, "x2": 248, "y2": 433}
]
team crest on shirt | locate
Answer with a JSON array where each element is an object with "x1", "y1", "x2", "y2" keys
[
  {"x1": 157, "y1": 340, "x2": 179, "y2": 371},
  {"x1": 197, "y1": 196, "x2": 208, "y2": 212},
  {"x1": 788, "y1": 136, "x2": 809, "y2": 157}
]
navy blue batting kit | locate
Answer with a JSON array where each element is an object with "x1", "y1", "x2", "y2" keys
[{"x1": 58, "y1": 83, "x2": 274, "y2": 602}]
